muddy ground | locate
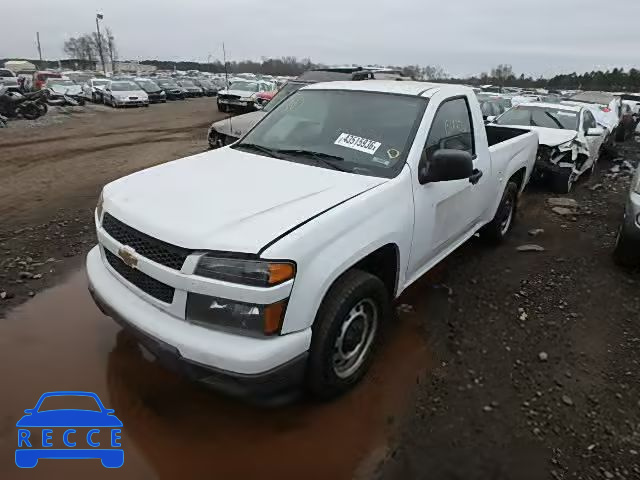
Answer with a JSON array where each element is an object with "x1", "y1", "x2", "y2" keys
[{"x1": 1, "y1": 102, "x2": 639, "y2": 479}]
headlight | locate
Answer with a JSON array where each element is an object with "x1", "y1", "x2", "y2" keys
[
  {"x1": 186, "y1": 294, "x2": 287, "y2": 335},
  {"x1": 96, "y1": 190, "x2": 104, "y2": 222},
  {"x1": 194, "y1": 255, "x2": 295, "y2": 286}
]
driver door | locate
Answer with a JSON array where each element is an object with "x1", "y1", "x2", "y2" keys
[{"x1": 407, "y1": 94, "x2": 491, "y2": 281}]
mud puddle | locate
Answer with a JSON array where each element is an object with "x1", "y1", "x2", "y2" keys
[{"x1": 0, "y1": 269, "x2": 434, "y2": 480}]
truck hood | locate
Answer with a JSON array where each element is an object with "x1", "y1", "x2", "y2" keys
[
  {"x1": 102, "y1": 148, "x2": 386, "y2": 253},
  {"x1": 212, "y1": 110, "x2": 265, "y2": 138},
  {"x1": 499, "y1": 125, "x2": 577, "y2": 147}
]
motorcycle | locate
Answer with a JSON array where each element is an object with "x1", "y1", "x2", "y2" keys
[{"x1": 0, "y1": 87, "x2": 43, "y2": 120}]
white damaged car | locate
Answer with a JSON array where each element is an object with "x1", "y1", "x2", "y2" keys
[
  {"x1": 492, "y1": 102, "x2": 606, "y2": 193},
  {"x1": 216, "y1": 80, "x2": 273, "y2": 113}
]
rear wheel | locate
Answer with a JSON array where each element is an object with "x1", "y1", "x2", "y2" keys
[
  {"x1": 550, "y1": 167, "x2": 574, "y2": 194},
  {"x1": 306, "y1": 269, "x2": 389, "y2": 400},
  {"x1": 479, "y1": 181, "x2": 518, "y2": 243}
]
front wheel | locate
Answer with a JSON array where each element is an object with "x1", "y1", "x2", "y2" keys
[
  {"x1": 19, "y1": 103, "x2": 41, "y2": 120},
  {"x1": 306, "y1": 269, "x2": 389, "y2": 400},
  {"x1": 479, "y1": 181, "x2": 518, "y2": 243}
]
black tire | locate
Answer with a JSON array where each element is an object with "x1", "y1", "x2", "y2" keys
[
  {"x1": 37, "y1": 102, "x2": 48, "y2": 115},
  {"x1": 306, "y1": 269, "x2": 390, "y2": 400},
  {"x1": 613, "y1": 225, "x2": 640, "y2": 267},
  {"x1": 479, "y1": 181, "x2": 518, "y2": 243},
  {"x1": 92, "y1": 93, "x2": 97, "y2": 103},
  {"x1": 550, "y1": 167, "x2": 574, "y2": 194},
  {"x1": 217, "y1": 102, "x2": 226, "y2": 113},
  {"x1": 77, "y1": 98, "x2": 85, "y2": 106}
]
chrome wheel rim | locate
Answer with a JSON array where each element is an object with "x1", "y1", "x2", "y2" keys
[{"x1": 332, "y1": 298, "x2": 378, "y2": 379}]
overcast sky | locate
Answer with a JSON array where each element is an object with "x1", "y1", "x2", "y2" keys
[{"x1": 5, "y1": 0, "x2": 639, "y2": 77}]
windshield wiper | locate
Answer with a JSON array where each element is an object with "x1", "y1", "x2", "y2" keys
[
  {"x1": 275, "y1": 149, "x2": 348, "y2": 172},
  {"x1": 234, "y1": 143, "x2": 282, "y2": 159}
]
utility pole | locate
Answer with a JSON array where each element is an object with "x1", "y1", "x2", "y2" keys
[
  {"x1": 95, "y1": 13, "x2": 106, "y2": 74},
  {"x1": 36, "y1": 32, "x2": 42, "y2": 62}
]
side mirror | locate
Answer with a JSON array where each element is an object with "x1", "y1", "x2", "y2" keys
[
  {"x1": 587, "y1": 127, "x2": 604, "y2": 136},
  {"x1": 419, "y1": 149, "x2": 474, "y2": 184},
  {"x1": 486, "y1": 115, "x2": 496, "y2": 123}
]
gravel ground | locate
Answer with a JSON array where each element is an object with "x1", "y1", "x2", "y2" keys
[{"x1": 378, "y1": 139, "x2": 640, "y2": 479}]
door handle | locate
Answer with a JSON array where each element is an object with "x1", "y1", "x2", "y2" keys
[{"x1": 469, "y1": 169, "x2": 483, "y2": 185}]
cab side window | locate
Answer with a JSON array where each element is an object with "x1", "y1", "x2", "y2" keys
[{"x1": 424, "y1": 97, "x2": 475, "y2": 160}]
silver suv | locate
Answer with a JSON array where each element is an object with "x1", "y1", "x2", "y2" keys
[{"x1": 614, "y1": 164, "x2": 640, "y2": 267}]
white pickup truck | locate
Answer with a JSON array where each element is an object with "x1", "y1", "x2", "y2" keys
[{"x1": 87, "y1": 81, "x2": 538, "y2": 402}]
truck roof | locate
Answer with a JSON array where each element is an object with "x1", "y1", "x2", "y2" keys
[{"x1": 302, "y1": 80, "x2": 469, "y2": 97}]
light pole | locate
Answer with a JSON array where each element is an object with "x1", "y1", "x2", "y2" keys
[{"x1": 95, "y1": 13, "x2": 106, "y2": 74}]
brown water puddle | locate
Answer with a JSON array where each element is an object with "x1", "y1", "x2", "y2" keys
[{"x1": 0, "y1": 269, "x2": 433, "y2": 480}]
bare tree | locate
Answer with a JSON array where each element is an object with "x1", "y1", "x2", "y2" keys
[{"x1": 63, "y1": 34, "x2": 97, "y2": 69}]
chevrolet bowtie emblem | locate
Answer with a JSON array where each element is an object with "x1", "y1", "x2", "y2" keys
[{"x1": 118, "y1": 246, "x2": 138, "y2": 269}]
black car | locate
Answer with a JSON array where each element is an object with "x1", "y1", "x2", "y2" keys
[
  {"x1": 191, "y1": 78, "x2": 217, "y2": 96},
  {"x1": 134, "y1": 78, "x2": 166, "y2": 103},
  {"x1": 154, "y1": 78, "x2": 186, "y2": 100}
]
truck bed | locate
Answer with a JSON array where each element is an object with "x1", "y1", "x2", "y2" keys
[{"x1": 485, "y1": 124, "x2": 530, "y2": 148}]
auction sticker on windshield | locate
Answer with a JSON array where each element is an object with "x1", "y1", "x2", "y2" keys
[{"x1": 334, "y1": 133, "x2": 381, "y2": 155}]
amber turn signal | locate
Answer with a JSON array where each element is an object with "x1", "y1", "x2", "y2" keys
[
  {"x1": 268, "y1": 263, "x2": 295, "y2": 285},
  {"x1": 263, "y1": 300, "x2": 287, "y2": 335}
]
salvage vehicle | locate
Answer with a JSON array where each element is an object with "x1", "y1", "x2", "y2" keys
[
  {"x1": 566, "y1": 92, "x2": 625, "y2": 141},
  {"x1": 155, "y1": 78, "x2": 186, "y2": 100},
  {"x1": 82, "y1": 78, "x2": 111, "y2": 103},
  {"x1": 491, "y1": 102, "x2": 605, "y2": 193},
  {"x1": 255, "y1": 90, "x2": 276, "y2": 109},
  {"x1": 0, "y1": 69, "x2": 21, "y2": 93},
  {"x1": 102, "y1": 81, "x2": 149, "y2": 108},
  {"x1": 613, "y1": 164, "x2": 640, "y2": 267},
  {"x1": 134, "y1": 78, "x2": 167, "y2": 103},
  {"x1": 43, "y1": 78, "x2": 85, "y2": 105},
  {"x1": 216, "y1": 80, "x2": 273, "y2": 113},
  {"x1": 177, "y1": 79, "x2": 204, "y2": 97},
  {"x1": 191, "y1": 78, "x2": 218, "y2": 96},
  {"x1": 88, "y1": 81, "x2": 538, "y2": 402}
]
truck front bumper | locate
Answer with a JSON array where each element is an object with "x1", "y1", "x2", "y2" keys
[{"x1": 86, "y1": 246, "x2": 310, "y2": 404}]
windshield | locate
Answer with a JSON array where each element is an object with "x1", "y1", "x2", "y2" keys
[
  {"x1": 496, "y1": 106, "x2": 579, "y2": 130},
  {"x1": 230, "y1": 81, "x2": 259, "y2": 92},
  {"x1": 92, "y1": 79, "x2": 109, "y2": 86},
  {"x1": 137, "y1": 79, "x2": 160, "y2": 90},
  {"x1": 235, "y1": 89, "x2": 427, "y2": 178},
  {"x1": 263, "y1": 82, "x2": 306, "y2": 112},
  {"x1": 180, "y1": 80, "x2": 195, "y2": 87},
  {"x1": 0, "y1": 69, "x2": 15, "y2": 77},
  {"x1": 111, "y1": 81, "x2": 138, "y2": 91}
]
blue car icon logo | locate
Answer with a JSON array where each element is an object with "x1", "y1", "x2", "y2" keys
[{"x1": 15, "y1": 391, "x2": 124, "y2": 468}]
